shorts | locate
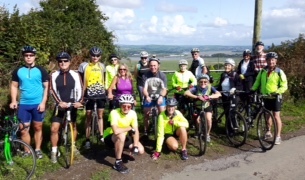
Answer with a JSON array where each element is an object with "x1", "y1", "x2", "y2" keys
[
  {"x1": 143, "y1": 97, "x2": 166, "y2": 108},
  {"x1": 164, "y1": 132, "x2": 178, "y2": 141},
  {"x1": 18, "y1": 104, "x2": 45, "y2": 123},
  {"x1": 85, "y1": 99, "x2": 106, "y2": 110},
  {"x1": 52, "y1": 106, "x2": 78, "y2": 123},
  {"x1": 104, "y1": 134, "x2": 133, "y2": 149},
  {"x1": 263, "y1": 97, "x2": 282, "y2": 112}
]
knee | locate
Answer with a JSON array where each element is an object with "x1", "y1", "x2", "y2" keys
[
  {"x1": 34, "y1": 124, "x2": 42, "y2": 131},
  {"x1": 51, "y1": 127, "x2": 58, "y2": 134},
  {"x1": 167, "y1": 142, "x2": 179, "y2": 151}
]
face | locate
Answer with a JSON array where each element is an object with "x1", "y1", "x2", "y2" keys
[
  {"x1": 192, "y1": 52, "x2": 200, "y2": 60},
  {"x1": 119, "y1": 65, "x2": 127, "y2": 75},
  {"x1": 179, "y1": 64, "x2": 187, "y2": 71},
  {"x1": 23, "y1": 53, "x2": 36, "y2": 66},
  {"x1": 255, "y1": 45, "x2": 264, "y2": 53},
  {"x1": 110, "y1": 57, "x2": 118, "y2": 65},
  {"x1": 244, "y1": 54, "x2": 251, "y2": 60},
  {"x1": 58, "y1": 59, "x2": 70, "y2": 71},
  {"x1": 198, "y1": 79, "x2": 209, "y2": 88},
  {"x1": 224, "y1": 63, "x2": 234, "y2": 72},
  {"x1": 166, "y1": 106, "x2": 176, "y2": 115},
  {"x1": 120, "y1": 103, "x2": 132, "y2": 114},
  {"x1": 91, "y1": 54, "x2": 101, "y2": 63},
  {"x1": 141, "y1": 57, "x2": 148, "y2": 64},
  {"x1": 149, "y1": 60, "x2": 159, "y2": 73},
  {"x1": 267, "y1": 58, "x2": 277, "y2": 68}
]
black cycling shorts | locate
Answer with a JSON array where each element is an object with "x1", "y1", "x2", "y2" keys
[
  {"x1": 52, "y1": 107, "x2": 78, "y2": 123},
  {"x1": 85, "y1": 99, "x2": 106, "y2": 110},
  {"x1": 264, "y1": 97, "x2": 282, "y2": 112},
  {"x1": 104, "y1": 134, "x2": 133, "y2": 149}
]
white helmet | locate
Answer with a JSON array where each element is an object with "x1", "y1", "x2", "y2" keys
[
  {"x1": 140, "y1": 51, "x2": 149, "y2": 57},
  {"x1": 179, "y1": 59, "x2": 188, "y2": 65},
  {"x1": 224, "y1": 58, "x2": 235, "y2": 66},
  {"x1": 119, "y1": 94, "x2": 134, "y2": 104},
  {"x1": 191, "y1": 48, "x2": 200, "y2": 53}
]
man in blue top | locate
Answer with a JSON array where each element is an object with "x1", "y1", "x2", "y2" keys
[{"x1": 10, "y1": 46, "x2": 49, "y2": 159}]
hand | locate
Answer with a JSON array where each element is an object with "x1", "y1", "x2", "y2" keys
[
  {"x1": 176, "y1": 86, "x2": 182, "y2": 91},
  {"x1": 157, "y1": 96, "x2": 163, "y2": 105},
  {"x1": 73, "y1": 102, "x2": 83, "y2": 108},
  {"x1": 239, "y1": 74, "x2": 245, "y2": 80},
  {"x1": 37, "y1": 103, "x2": 46, "y2": 112},
  {"x1": 59, "y1": 102, "x2": 68, "y2": 109},
  {"x1": 203, "y1": 95, "x2": 210, "y2": 101},
  {"x1": 9, "y1": 102, "x2": 18, "y2": 109},
  {"x1": 128, "y1": 128, "x2": 135, "y2": 136},
  {"x1": 108, "y1": 94, "x2": 113, "y2": 100},
  {"x1": 197, "y1": 95, "x2": 205, "y2": 101},
  {"x1": 132, "y1": 146, "x2": 139, "y2": 155},
  {"x1": 151, "y1": 152, "x2": 161, "y2": 160},
  {"x1": 229, "y1": 88, "x2": 236, "y2": 95},
  {"x1": 146, "y1": 96, "x2": 151, "y2": 103},
  {"x1": 189, "y1": 85, "x2": 194, "y2": 89}
]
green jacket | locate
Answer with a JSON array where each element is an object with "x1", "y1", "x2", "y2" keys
[{"x1": 252, "y1": 67, "x2": 288, "y2": 95}]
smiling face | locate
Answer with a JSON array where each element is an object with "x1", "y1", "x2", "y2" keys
[
  {"x1": 224, "y1": 63, "x2": 234, "y2": 73},
  {"x1": 267, "y1": 58, "x2": 277, "y2": 69},
  {"x1": 23, "y1": 53, "x2": 36, "y2": 66},
  {"x1": 91, "y1": 54, "x2": 101, "y2": 64},
  {"x1": 198, "y1": 78, "x2": 209, "y2": 88},
  {"x1": 255, "y1": 45, "x2": 264, "y2": 53},
  {"x1": 166, "y1": 106, "x2": 176, "y2": 115},
  {"x1": 179, "y1": 64, "x2": 187, "y2": 72},
  {"x1": 149, "y1": 60, "x2": 159, "y2": 73},
  {"x1": 120, "y1": 103, "x2": 132, "y2": 114},
  {"x1": 58, "y1": 59, "x2": 71, "y2": 71}
]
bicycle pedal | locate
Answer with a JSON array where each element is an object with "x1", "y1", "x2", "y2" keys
[{"x1": 57, "y1": 151, "x2": 61, "y2": 157}]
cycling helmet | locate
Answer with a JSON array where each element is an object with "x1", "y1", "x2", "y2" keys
[
  {"x1": 255, "y1": 41, "x2": 264, "y2": 47},
  {"x1": 224, "y1": 58, "x2": 235, "y2": 66},
  {"x1": 56, "y1": 52, "x2": 71, "y2": 61},
  {"x1": 191, "y1": 48, "x2": 200, "y2": 53},
  {"x1": 119, "y1": 94, "x2": 134, "y2": 104},
  {"x1": 179, "y1": 59, "x2": 188, "y2": 65},
  {"x1": 149, "y1": 57, "x2": 160, "y2": 64},
  {"x1": 21, "y1": 46, "x2": 37, "y2": 54},
  {"x1": 197, "y1": 74, "x2": 210, "y2": 81},
  {"x1": 166, "y1": 98, "x2": 178, "y2": 107},
  {"x1": 266, "y1": 52, "x2": 278, "y2": 59},
  {"x1": 109, "y1": 54, "x2": 119, "y2": 60},
  {"x1": 89, "y1": 47, "x2": 102, "y2": 56},
  {"x1": 243, "y1": 49, "x2": 251, "y2": 56},
  {"x1": 140, "y1": 51, "x2": 149, "y2": 57}
]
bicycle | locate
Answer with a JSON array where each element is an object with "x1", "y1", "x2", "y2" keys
[
  {"x1": 0, "y1": 114, "x2": 36, "y2": 179},
  {"x1": 147, "y1": 93, "x2": 160, "y2": 140}
]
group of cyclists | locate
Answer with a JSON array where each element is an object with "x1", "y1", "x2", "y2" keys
[{"x1": 8, "y1": 41, "x2": 288, "y2": 174}]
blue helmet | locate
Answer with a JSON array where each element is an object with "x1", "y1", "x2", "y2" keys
[
  {"x1": 89, "y1": 47, "x2": 102, "y2": 56},
  {"x1": 21, "y1": 46, "x2": 37, "y2": 55},
  {"x1": 266, "y1": 52, "x2": 278, "y2": 59},
  {"x1": 56, "y1": 52, "x2": 71, "y2": 61},
  {"x1": 166, "y1": 98, "x2": 178, "y2": 107}
]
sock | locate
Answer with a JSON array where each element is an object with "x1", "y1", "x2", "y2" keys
[
  {"x1": 52, "y1": 147, "x2": 58, "y2": 153},
  {"x1": 115, "y1": 159, "x2": 122, "y2": 164}
]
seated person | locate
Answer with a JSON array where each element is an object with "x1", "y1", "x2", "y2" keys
[
  {"x1": 151, "y1": 98, "x2": 189, "y2": 161},
  {"x1": 104, "y1": 94, "x2": 144, "y2": 174}
]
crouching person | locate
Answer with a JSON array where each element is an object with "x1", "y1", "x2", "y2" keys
[
  {"x1": 104, "y1": 94, "x2": 144, "y2": 174},
  {"x1": 152, "y1": 98, "x2": 189, "y2": 161}
]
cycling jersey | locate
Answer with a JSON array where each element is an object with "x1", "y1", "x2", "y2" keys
[
  {"x1": 136, "y1": 61, "x2": 150, "y2": 86},
  {"x1": 78, "y1": 62, "x2": 106, "y2": 97},
  {"x1": 103, "y1": 108, "x2": 138, "y2": 138},
  {"x1": 50, "y1": 70, "x2": 83, "y2": 103},
  {"x1": 143, "y1": 71, "x2": 167, "y2": 95},
  {"x1": 252, "y1": 66, "x2": 288, "y2": 95},
  {"x1": 105, "y1": 64, "x2": 119, "y2": 89},
  {"x1": 156, "y1": 110, "x2": 189, "y2": 152},
  {"x1": 116, "y1": 77, "x2": 133, "y2": 99},
  {"x1": 172, "y1": 70, "x2": 197, "y2": 93},
  {"x1": 12, "y1": 66, "x2": 49, "y2": 104},
  {"x1": 189, "y1": 57, "x2": 205, "y2": 76}
]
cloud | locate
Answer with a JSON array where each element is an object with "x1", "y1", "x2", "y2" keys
[
  {"x1": 155, "y1": 2, "x2": 196, "y2": 13},
  {"x1": 198, "y1": 17, "x2": 229, "y2": 28},
  {"x1": 97, "y1": 0, "x2": 142, "y2": 9},
  {"x1": 214, "y1": 17, "x2": 228, "y2": 27}
]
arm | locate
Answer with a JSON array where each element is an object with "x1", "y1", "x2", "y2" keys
[
  {"x1": 111, "y1": 124, "x2": 132, "y2": 135},
  {"x1": 174, "y1": 114, "x2": 189, "y2": 128},
  {"x1": 37, "y1": 81, "x2": 49, "y2": 112},
  {"x1": 251, "y1": 71, "x2": 262, "y2": 91},
  {"x1": 10, "y1": 81, "x2": 19, "y2": 109},
  {"x1": 184, "y1": 89, "x2": 198, "y2": 99},
  {"x1": 171, "y1": 72, "x2": 178, "y2": 88},
  {"x1": 276, "y1": 71, "x2": 288, "y2": 94},
  {"x1": 189, "y1": 72, "x2": 197, "y2": 86},
  {"x1": 108, "y1": 76, "x2": 118, "y2": 98}
]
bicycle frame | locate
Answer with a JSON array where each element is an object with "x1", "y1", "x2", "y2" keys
[{"x1": 3, "y1": 116, "x2": 19, "y2": 165}]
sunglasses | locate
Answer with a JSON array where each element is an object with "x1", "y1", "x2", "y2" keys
[
  {"x1": 141, "y1": 57, "x2": 148, "y2": 59},
  {"x1": 58, "y1": 60, "x2": 70, "y2": 63},
  {"x1": 119, "y1": 68, "x2": 127, "y2": 71},
  {"x1": 122, "y1": 104, "x2": 132, "y2": 109},
  {"x1": 111, "y1": 58, "x2": 118, "y2": 62},
  {"x1": 24, "y1": 54, "x2": 35, "y2": 57},
  {"x1": 192, "y1": 53, "x2": 199, "y2": 56},
  {"x1": 199, "y1": 80, "x2": 208, "y2": 84},
  {"x1": 91, "y1": 55, "x2": 100, "y2": 58}
]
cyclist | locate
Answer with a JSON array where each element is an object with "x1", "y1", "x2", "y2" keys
[
  {"x1": 10, "y1": 45, "x2": 49, "y2": 159},
  {"x1": 251, "y1": 52, "x2": 288, "y2": 145},
  {"x1": 252, "y1": 41, "x2": 267, "y2": 75},
  {"x1": 108, "y1": 63, "x2": 136, "y2": 108},
  {"x1": 151, "y1": 98, "x2": 189, "y2": 160},
  {"x1": 106, "y1": 54, "x2": 120, "y2": 110},
  {"x1": 142, "y1": 57, "x2": 167, "y2": 136},
  {"x1": 171, "y1": 59, "x2": 197, "y2": 112},
  {"x1": 133, "y1": 51, "x2": 150, "y2": 106},
  {"x1": 189, "y1": 48, "x2": 208, "y2": 76},
  {"x1": 49, "y1": 52, "x2": 83, "y2": 163},
  {"x1": 104, "y1": 94, "x2": 144, "y2": 174},
  {"x1": 78, "y1": 46, "x2": 106, "y2": 149},
  {"x1": 184, "y1": 74, "x2": 221, "y2": 142}
]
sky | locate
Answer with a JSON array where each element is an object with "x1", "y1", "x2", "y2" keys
[{"x1": 2, "y1": 0, "x2": 305, "y2": 46}]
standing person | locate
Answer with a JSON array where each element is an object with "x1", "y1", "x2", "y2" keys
[
  {"x1": 10, "y1": 46, "x2": 49, "y2": 159},
  {"x1": 252, "y1": 41, "x2": 267, "y2": 75},
  {"x1": 105, "y1": 54, "x2": 120, "y2": 110},
  {"x1": 251, "y1": 52, "x2": 288, "y2": 145},
  {"x1": 78, "y1": 47, "x2": 106, "y2": 149},
  {"x1": 142, "y1": 57, "x2": 167, "y2": 136},
  {"x1": 134, "y1": 51, "x2": 150, "y2": 107},
  {"x1": 189, "y1": 48, "x2": 208, "y2": 77},
  {"x1": 49, "y1": 52, "x2": 83, "y2": 163},
  {"x1": 108, "y1": 63, "x2": 137, "y2": 108},
  {"x1": 104, "y1": 94, "x2": 144, "y2": 174},
  {"x1": 151, "y1": 98, "x2": 189, "y2": 161}
]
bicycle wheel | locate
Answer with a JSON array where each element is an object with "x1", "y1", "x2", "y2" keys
[
  {"x1": 152, "y1": 109, "x2": 158, "y2": 140},
  {"x1": 257, "y1": 110, "x2": 277, "y2": 151},
  {"x1": 226, "y1": 110, "x2": 248, "y2": 147},
  {"x1": 0, "y1": 139, "x2": 36, "y2": 179},
  {"x1": 64, "y1": 123, "x2": 74, "y2": 168},
  {"x1": 91, "y1": 114, "x2": 100, "y2": 144},
  {"x1": 198, "y1": 112, "x2": 207, "y2": 156}
]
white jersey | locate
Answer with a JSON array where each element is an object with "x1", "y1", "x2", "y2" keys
[{"x1": 195, "y1": 57, "x2": 206, "y2": 77}]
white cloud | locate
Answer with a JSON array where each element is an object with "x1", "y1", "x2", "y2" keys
[
  {"x1": 214, "y1": 17, "x2": 228, "y2": 27},
  {"x1": 97, "y1": 0, "x2": 142, "y2": 9},
  {"x1": 155, "y1": 2, "x2": 196, "y2": 13}
]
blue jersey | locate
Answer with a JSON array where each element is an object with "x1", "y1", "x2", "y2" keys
[{"x1": 12, "y1": 66, "x2": 49, "y2": 104}]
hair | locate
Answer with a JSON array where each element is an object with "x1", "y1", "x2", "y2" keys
[{"x1": 117, "y1": 63, "x2": 133, "y2": 81}]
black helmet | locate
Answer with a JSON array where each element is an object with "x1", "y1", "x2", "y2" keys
[
  {"x1": 166, "y1": 98, "x2": 178, "y2": 107},
  {"x1": 149, "y1": 57, "x2": 160, "y2": 64},
  {"x1": 109, "y1": 54, "x2": 119, "y2": 60},
  {"x1": 89, "y1": 47, "x2": 102, "y2": 56},
  {"x1": 243, "y1": 49, "x2": 251, "y2": 56},
  {"x1": 255, "y1": 41, "x2": 264, "y2": 47},
  {"x1": 56, "y1": 52, "x2": 71, "y2": 61},
  {"x1": 22, "y1": 46, "x2": 37, "y2": 55},
  {"x1": 266, "y1": 52, "x2": 278, "y2": 59}
]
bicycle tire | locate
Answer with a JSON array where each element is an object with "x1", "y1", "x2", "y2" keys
[
  {"x1": 152, "y1": 109, "x2": 158, "y2": 140},
  {"x1": 226, "y1": 110, "x2": 248, "y2": 147},
  {"x1": 91, "y1": 114, "x2": 100, "y2": 144},
  {"x1": 64, "y1": 123, "x2": 74, "y2": 168},
  {"x1": 257, "y1": 109, "x2": 277, "y2": 151},
  {"x1": 198, "y1": 112, "x2": 207, "y2": 156},
  {"x1": 0, "y1": 139, "x2": 37, "y2": 179}
]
